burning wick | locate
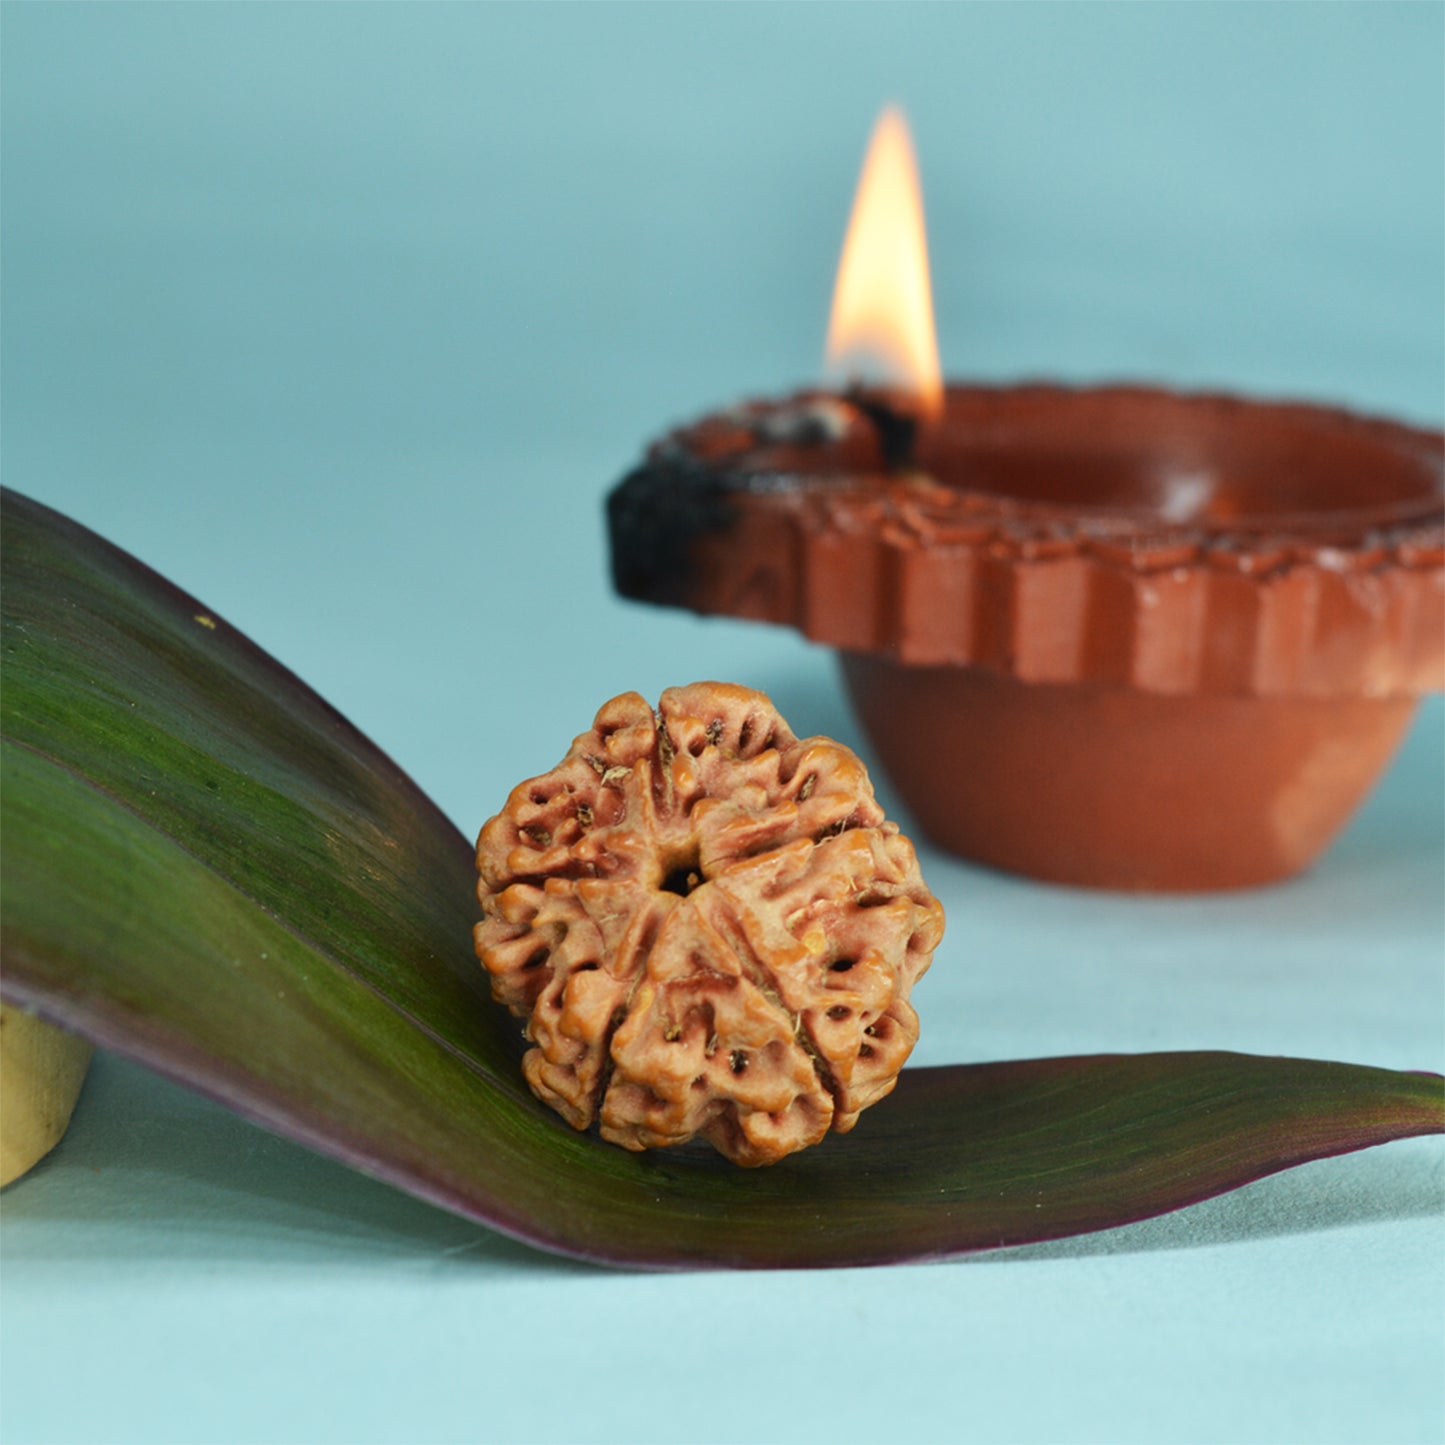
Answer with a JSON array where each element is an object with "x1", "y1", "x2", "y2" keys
[
  {"x1": 844, "y1": 385, "x2": 924, "y2": 472},
  {"x1": 825, "y1": 104, "x2": 943, "y2": 468}
]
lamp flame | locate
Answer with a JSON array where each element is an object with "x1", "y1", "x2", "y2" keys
[{"x1": 825, "y1": 106, "x2": 943, "y2": 419}]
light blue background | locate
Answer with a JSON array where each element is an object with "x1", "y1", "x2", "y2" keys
[{"x1": 3, "y1": 5, "x2": 1442, "y2": 1444}]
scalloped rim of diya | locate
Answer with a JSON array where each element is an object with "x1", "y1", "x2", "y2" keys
[
  {"x1": 609, "y1": 383, "x2": 1444, "y2": 699},
  {"x1": 607, "y1": 383, "x2": 1444, "y2": 890}
]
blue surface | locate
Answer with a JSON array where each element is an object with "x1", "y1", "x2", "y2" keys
[{"x1": 2, "y1": 5, "x2": 1442, "y2": 1443}]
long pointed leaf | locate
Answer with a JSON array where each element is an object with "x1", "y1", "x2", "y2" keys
[{"x1": 2, "y1": 488, "x2": 1440, "y2": 1269}]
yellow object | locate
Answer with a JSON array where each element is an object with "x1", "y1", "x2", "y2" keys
[{"x1": 0, "y1": 1004, "x2": 92, "y2": 1186}]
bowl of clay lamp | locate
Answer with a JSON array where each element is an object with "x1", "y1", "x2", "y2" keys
[{"x1": 606, "y1": 381, "x2": 1444, "y2": 891}]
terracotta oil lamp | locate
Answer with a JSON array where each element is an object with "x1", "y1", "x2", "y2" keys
[{"x1": 607, "y1": 111, "x2": 1445, "y2": 891}]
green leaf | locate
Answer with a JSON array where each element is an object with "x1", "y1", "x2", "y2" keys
[{"x1": 2, "y1": 487, "x2": 1440, "y2": 1269}]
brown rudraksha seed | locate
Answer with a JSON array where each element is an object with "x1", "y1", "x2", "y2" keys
[{"x1": 473, "y1": 682, "x2": 945, "y2": 1167}]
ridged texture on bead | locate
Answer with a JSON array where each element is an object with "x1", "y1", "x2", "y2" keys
[{"x1": 474, "y1": 684, "x2": 944, "y2": 1167}]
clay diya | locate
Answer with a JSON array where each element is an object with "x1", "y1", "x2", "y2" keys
[
  {"x1": 607, "y1": 107, "x2": 1444, "y2": 890},
  {"x1": 606, "y1": 383, "x2": 1444, "y2": 891}
]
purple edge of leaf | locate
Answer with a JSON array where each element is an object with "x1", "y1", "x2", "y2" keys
[{"x1": 5, "y1": 971, "x2": 1441, "y2": 1273}]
